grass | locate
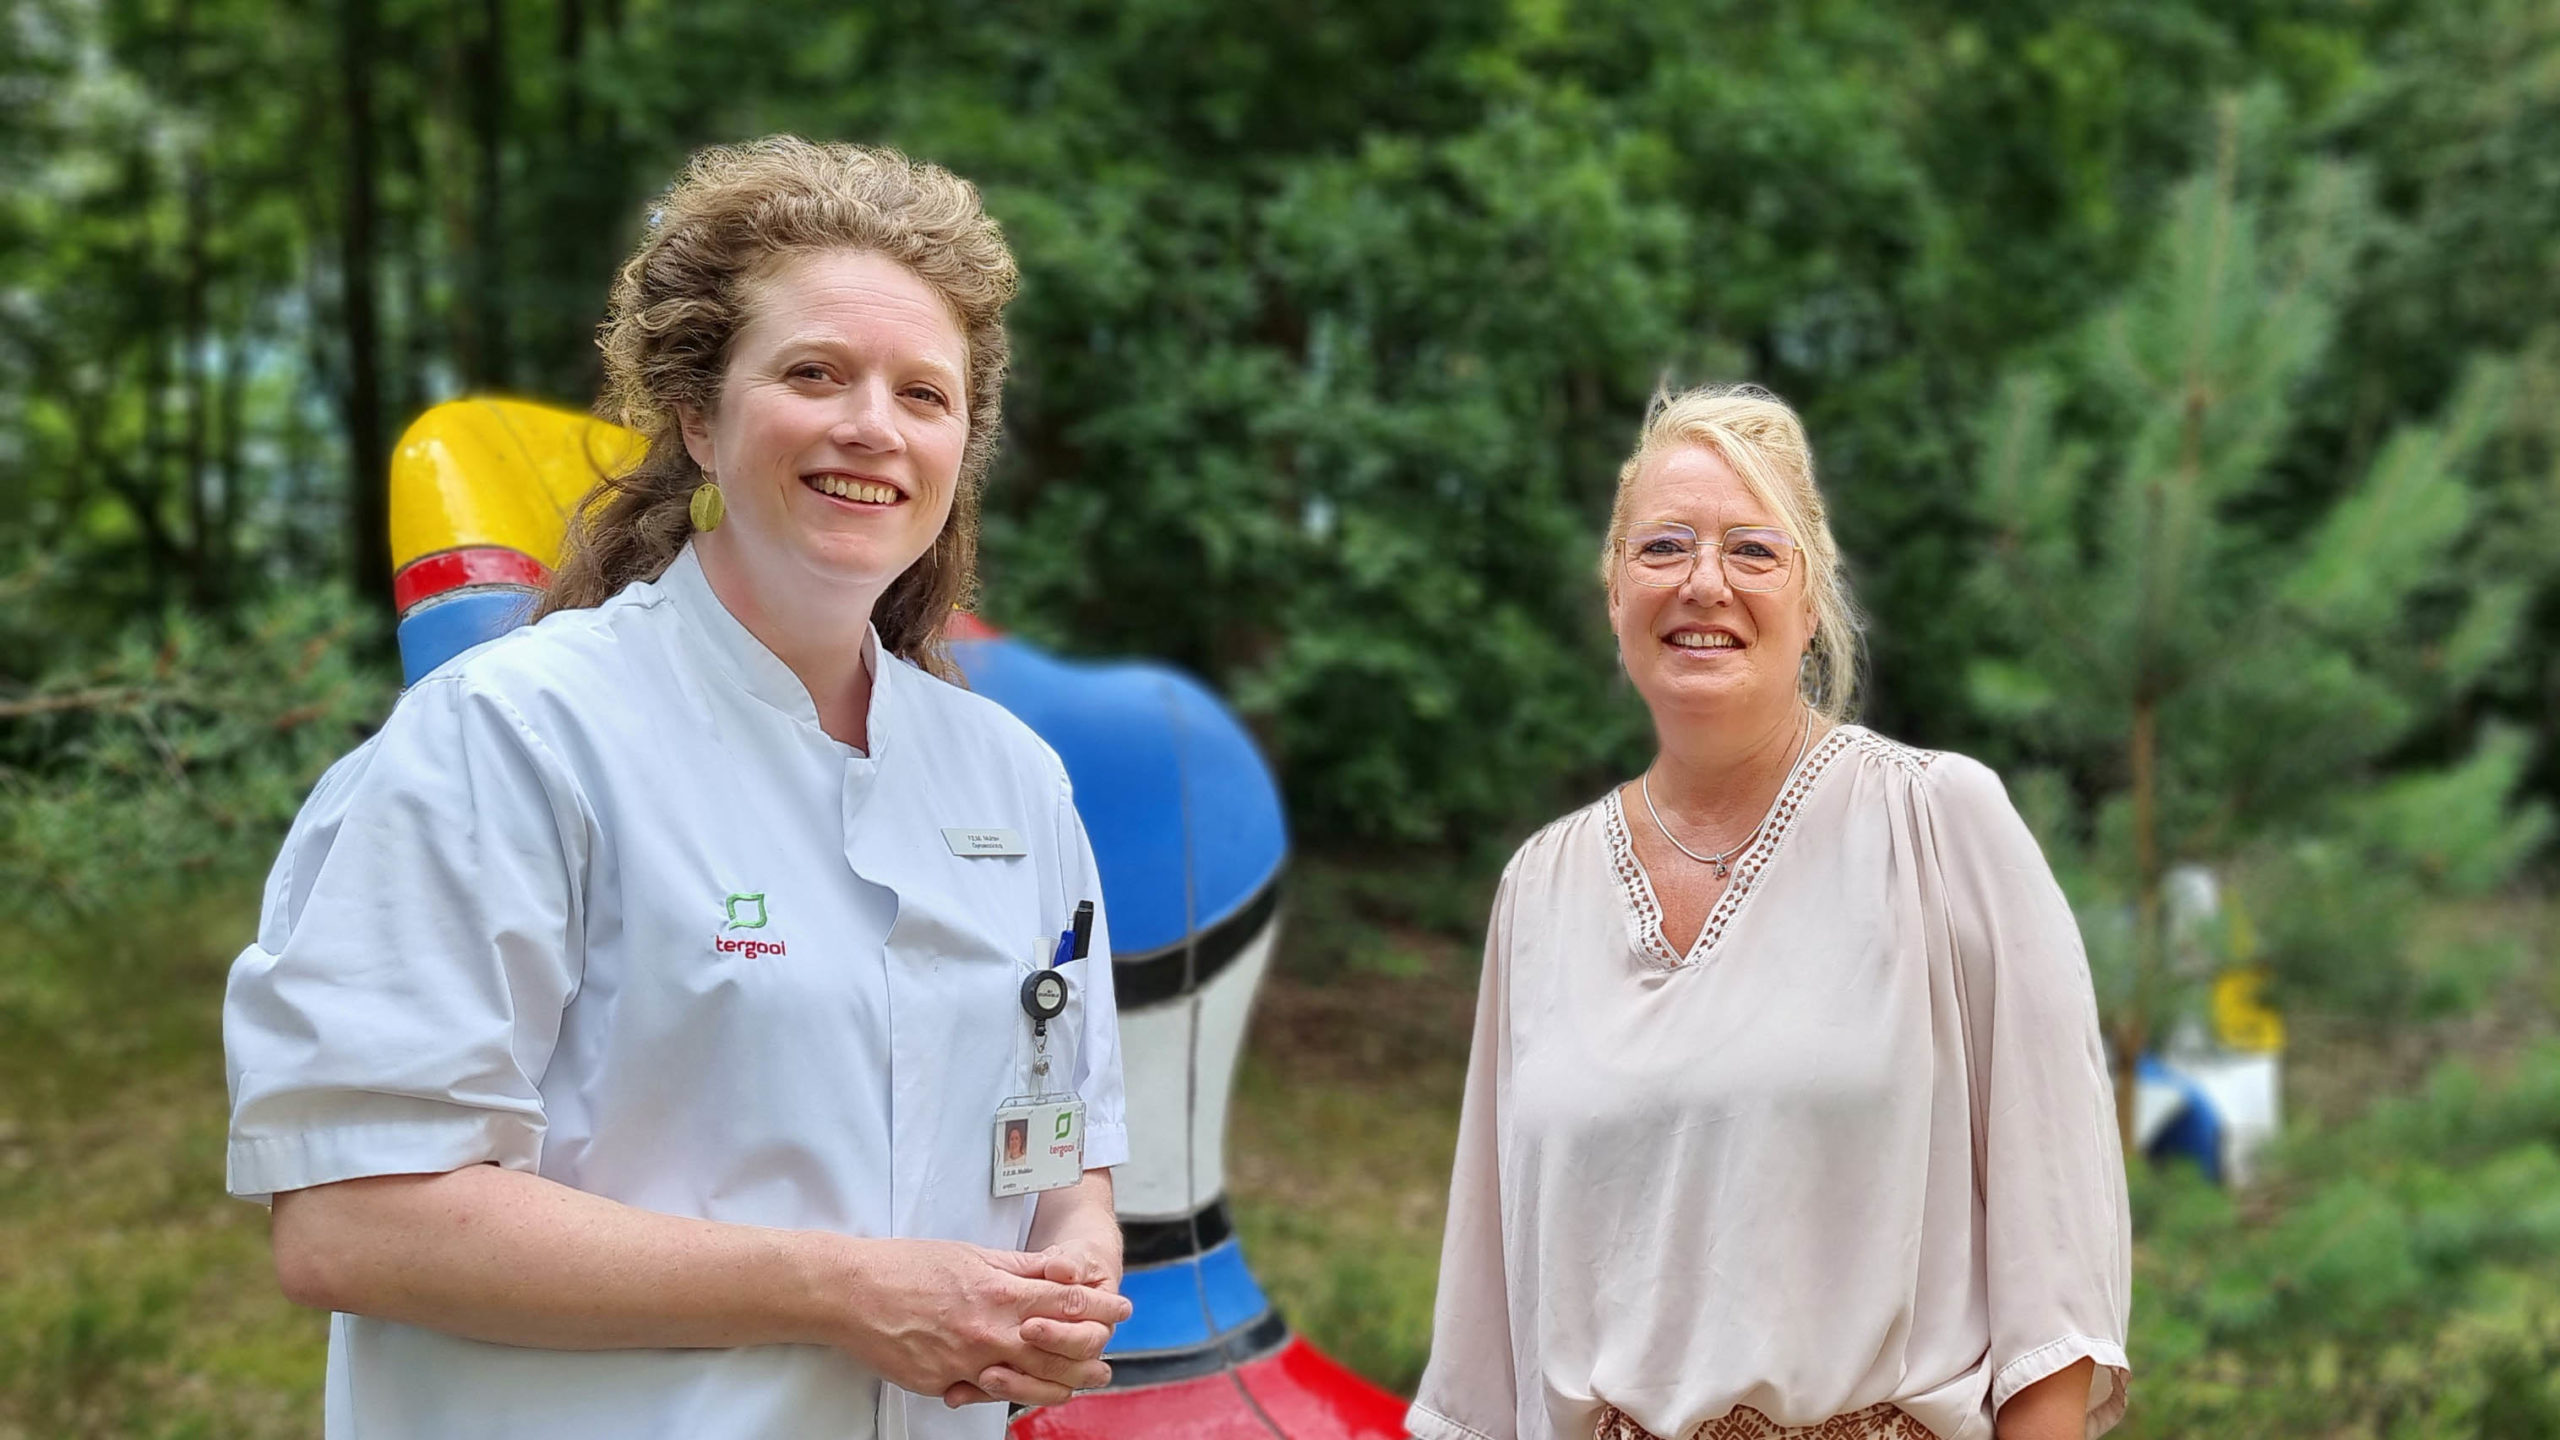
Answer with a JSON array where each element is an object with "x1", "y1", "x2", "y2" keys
[
  {"x1": 0, "y1": 896, "x2": 325, "y2": 1440},
  {"x1": 1227, "y1": 933, "x2": 1480, "y2": 1395}
]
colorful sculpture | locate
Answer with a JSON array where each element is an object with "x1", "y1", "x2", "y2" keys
[{"x1": 387, "y1": 398, "x2": 1409, "y2": 1438}]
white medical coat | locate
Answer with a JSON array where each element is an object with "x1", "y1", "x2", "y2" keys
[{"x1": 224, "y1": 545, "x2": 1128, "y2": 1439}]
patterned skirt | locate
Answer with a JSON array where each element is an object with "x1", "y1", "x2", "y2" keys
[{"x1": 1595, "y1": 1401, "x2": 1935, "y2": 1440}]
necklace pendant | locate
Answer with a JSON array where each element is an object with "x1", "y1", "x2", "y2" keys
[{"x1": 1711, "y1": 857, "x2": 1730, "y2": 880}]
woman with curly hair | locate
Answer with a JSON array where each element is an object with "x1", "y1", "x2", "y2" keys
[{"x1": 225, "y1": 138, "x2": 1129, "y2": 1440}]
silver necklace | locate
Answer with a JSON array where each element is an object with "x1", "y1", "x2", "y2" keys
[{"x1": 1641, "y1": 709, "x2": 1814, "y2": 880}]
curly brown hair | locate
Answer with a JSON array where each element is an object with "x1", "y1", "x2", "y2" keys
[{"x1": 537, "y1": 136, "x2": 1019, "y2": 682}]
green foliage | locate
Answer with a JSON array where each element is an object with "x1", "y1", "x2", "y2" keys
[
  {"x1": 2351, "y1": 728, "x2": 2557, "y2": 897},
  {"x1": 0, "y1": 574, "x2": 390, "y2": 1029},
  {"x1": 2236, "y1": 729, "x2": 2553, "y2": 1022},
  {"x1": 1278, "y1": 848, "x2": 1506, "y2": 982},
  {"x1": 20, "y1": 0, "x2": 2524, "y2": 843},
  {"x1": 0, "y1": 0, "x2": 348, "y2": 634},
  {"x1": 1966, "y1": 109, "x2": 2551, "y2": 1066},
  {"x1": 0, "y1": 571, "x2": 367, "y2": 1433},
  {"x1": 2123, "y1": 1045, "x2": 2560, "y2": 1435},
  {"x1": 956, "y1": 2, "x2": 2344, "y2": 840},
  {"x1": 2308, "y1": 0, "x2": 2560, "y2": 804},
  {"x1": 6, "y1": 15, "x2": 2560, "y2": 1432}
]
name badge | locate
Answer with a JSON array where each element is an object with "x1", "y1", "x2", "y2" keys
[
  {"x1": 943, "y1": 827, "x2": 1026, "y2": 857},
  {"x1": 992, "y1": 1096, "x2": 1086, "y2": 1197}
]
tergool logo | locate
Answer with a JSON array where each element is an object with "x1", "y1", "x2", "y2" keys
[{"x1": 714, "y1": 892, "x2": 785, "y2": 958}]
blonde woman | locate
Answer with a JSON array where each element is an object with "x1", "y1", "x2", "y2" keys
[{"x1": 1408, "y1": 386, "x2": 2129, "y2": 1440}]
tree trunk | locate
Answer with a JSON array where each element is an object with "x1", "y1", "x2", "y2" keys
[
  {"x1": 474, "y1": 0, "x2": 510, "y2": 389},
  {"x1": 77, "y1": 385, "x2": 183, "y2": 574},
  {"x1": 338, "y1": 0, "x2": 391, "y2": 614},
  {"x1": 556, "y1": 0, "x2": 586, "y2": 141},
  {"x1": 174, "y1": 0, "x2": 219, "y2": 606},
  {"x1": 183, "y1": 155, "x2": 217, "y2": 606},
  {"x1": 137, "y1": 254, "x2": 176, "y2": 597},
  {"x1": 215, "y1": 306, "x2": 248, "y2": 568}
]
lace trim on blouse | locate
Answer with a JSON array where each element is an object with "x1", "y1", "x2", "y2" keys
[
  {"x1": 1595, "y1": 1401, "x2": 1937, "y2": 1440},
  {"x1": 1603, "y1": 726, "x2": 1936, "y2": 968}
]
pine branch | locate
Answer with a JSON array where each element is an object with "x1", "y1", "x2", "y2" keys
[{"x1": 0, "y1": 689, "x2": 150, "y2": 720}]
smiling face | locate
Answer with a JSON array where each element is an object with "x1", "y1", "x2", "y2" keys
[
  {"x1": 679, "y1": 248, "x2": 971, "y2": 612},
  {"x1": 1607, "y1": 443, "x2": 1817, "y2": 727}
]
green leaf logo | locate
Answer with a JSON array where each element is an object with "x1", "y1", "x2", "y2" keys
[
  {"x1": 1054, "y1": 1111, "x2": 1075, "y2": 1142},
  {"x1": 724, "y1": 893, "x2": 768, "y2": 930}
]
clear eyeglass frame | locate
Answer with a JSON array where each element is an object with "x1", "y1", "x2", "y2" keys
[{"x1": 1620, "y1": 522, "x2": 1799, "y2": 592}]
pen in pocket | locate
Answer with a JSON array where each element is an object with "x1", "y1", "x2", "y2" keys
[{"x1": 1048, "y1": 899, "x2": 1094, "y2": 969}]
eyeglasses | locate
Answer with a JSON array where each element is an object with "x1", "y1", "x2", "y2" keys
[{"x1": 1620, "y1": 522, "x2": 1799, "y2": 592}]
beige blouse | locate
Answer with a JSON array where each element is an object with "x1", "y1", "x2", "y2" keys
[{"x1": 1408, "y1": 727, "x2": 2130, "y2": 1440}]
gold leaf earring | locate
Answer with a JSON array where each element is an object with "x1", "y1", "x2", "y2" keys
[{"x1": 689, "y1": 473, "x2": 725, "y2": 532}]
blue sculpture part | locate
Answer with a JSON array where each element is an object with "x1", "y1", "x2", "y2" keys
[
  {"x1": 2136, "y1": 1053, "x2": 2227, "y2": 1185},
  {"x1": 952, "y1": 635, "x2": 1287, "y2": 962},
  {"x1": 1100, "y1": 1238, "x2": 1278, "y2": 1385},
  {"x1": 396, "y1": 588, "x2": 538, "y2": 685}
]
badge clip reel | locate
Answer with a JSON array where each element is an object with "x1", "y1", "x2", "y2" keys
[{"x1": 992, "y1": 902, "x2": 1093, "y2": 1198}]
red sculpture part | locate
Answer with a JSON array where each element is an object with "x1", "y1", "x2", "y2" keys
[{"x1": 1010, "y1": 1337, "x2": 1410, "y2": 1440}]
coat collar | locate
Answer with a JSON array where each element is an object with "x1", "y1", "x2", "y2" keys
[{"x1": 656, "y1": 542, "x2": 896, "y2": 758}]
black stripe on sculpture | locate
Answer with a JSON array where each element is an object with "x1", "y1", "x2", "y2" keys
[
  {"x1": 1101, "y1": 1311, "x2": 1292, "y2": 1391},
  {"x1": 1121, "y1": 1198, "x2": 1235, "y2": 1268},
  {"x1": 1111, "y1": 877, "x2": 1282, "y2": 1010}
]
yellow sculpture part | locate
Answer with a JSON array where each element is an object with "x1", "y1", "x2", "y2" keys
[
  {"x1": 2212, "y1": 966, "x2": 2286, "y2": 1054},
  {"x1": 389, "y1": 398, "x2": 646, "y2": 571}
]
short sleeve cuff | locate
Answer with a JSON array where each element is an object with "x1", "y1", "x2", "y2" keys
[
  {"x1": 227, "y1": 1108, "x2": 543, "y2": 1206},
  {"x1": 1992, "y1": 1334, "x2": 2131, "y2": 1437},
  {"x1": 1406, "y1": 1401, "x2": 1503, "y2": 1440},
  {"x1": 1080, "y1": 1120, "x2": 1130, "y2": 1172}
]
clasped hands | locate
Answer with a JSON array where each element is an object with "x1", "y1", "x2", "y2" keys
[{"x1": 838, "y1": 1236, "x2": 1129, "y2": 1411}]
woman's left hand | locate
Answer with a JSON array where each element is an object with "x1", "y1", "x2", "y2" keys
[
  {"x1": 944, "y1": 1171, "x2": 1125, "y2": 1409},
  {"x1": 1028, "y1": 1235, "x2": 1121, "y2": 1293}
]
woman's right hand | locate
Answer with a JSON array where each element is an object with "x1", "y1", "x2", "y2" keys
[
  {"x1": 824, "y1": 1237, "x2": 1131, "y2": 1406},
  {"x1": 266, "y1": 1169, "x2": 1126, "y2": 1405}
]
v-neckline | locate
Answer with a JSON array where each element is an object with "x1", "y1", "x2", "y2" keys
[{"x1": 1602, "y1": 724, "x2": 1862, "y2": 969}]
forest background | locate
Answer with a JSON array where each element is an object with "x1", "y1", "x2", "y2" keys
[{"x1": 6, "y1": 0, "x2": 2560, "y2": 1435}]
